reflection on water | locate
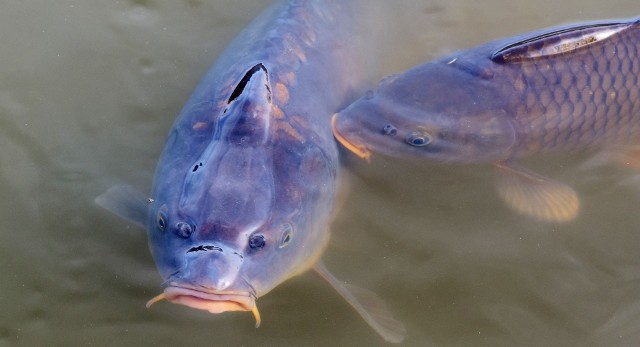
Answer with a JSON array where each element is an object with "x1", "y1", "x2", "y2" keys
[{"x1": 1, "y1": 0, "x2": 639, "y2": 345}]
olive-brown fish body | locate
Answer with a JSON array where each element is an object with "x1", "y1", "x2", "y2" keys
[
  {"x1": 333, "y1": 18, "x2": 640, "y2": 222},
  {"x1": 496, "y1": 20, "x2": 640, "y2": 157}
]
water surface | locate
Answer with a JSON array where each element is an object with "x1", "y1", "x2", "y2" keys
[{"x1": 1, "y1": 0, "x2": 639, "y2": 346}]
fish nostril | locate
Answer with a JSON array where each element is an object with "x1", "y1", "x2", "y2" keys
[
  {"x1": 382, "y1": 124, "x2": 398, "y2": 136},
  {"x1": 187, "y1": 245, "x2": 223, "y2": 253},
  {"x1": 175, "y1": 222, "x2": 194, "y2": 238}
]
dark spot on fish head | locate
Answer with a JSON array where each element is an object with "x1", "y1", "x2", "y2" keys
[
  {"x1": 186, "y1": 244, "x2": 223, "y2": 253},
  {"x1": 405, "y1": 130, "x2": 432, "y2": 147}
]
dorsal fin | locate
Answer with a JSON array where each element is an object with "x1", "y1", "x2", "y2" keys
[
  {"x1": 227, "y1": 63, "x2": 270, "y2": 104},
  {"x1": 491, "y1": 19, "x2": 637, "y2": 63}
]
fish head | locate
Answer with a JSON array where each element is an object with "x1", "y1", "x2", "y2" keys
[
  {"x1": 146, "y1": 200, "x2": 315, "y2": 325},
  {"x1": 146, "y1": 62, "x2": 333, "y2": 324},
  {"x1": 333, "y1": 62, "x2": 517, "y2": 163}
]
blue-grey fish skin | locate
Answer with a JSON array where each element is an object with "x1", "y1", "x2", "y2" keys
[
  {"x1": 149, "y1": 0, "x2": 365, "y2": 309},
  {"x1": 333, "y1": 18, "x2": 640, "y2": 163}
]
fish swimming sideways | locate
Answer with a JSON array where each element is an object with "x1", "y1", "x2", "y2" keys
[
  {"x1": 332, "y1": 17, "x2": 640, "y2": 222},
  {"x1": 96, "y1": 0, "x2": 405, "y2": 343}
]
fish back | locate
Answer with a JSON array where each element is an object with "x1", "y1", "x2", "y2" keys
[{"x1": 491, "y1": 18, "x2": 640, "y2": 155}]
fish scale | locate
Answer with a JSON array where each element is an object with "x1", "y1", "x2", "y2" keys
[
  {"x1": 489, "y1": 22, "x2": 640, "y2": 155},
  {"x1": 332, "y1": 17, "x2": 640, "y2": 222}
]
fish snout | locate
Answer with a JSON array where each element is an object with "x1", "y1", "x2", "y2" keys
[
  {"x1": 181, "y1": 243, "x2": 245, "y2": 291},
  {"x1": 331, "y1": 113, "x2": 371, "y2": 160},
  {"x1": 146, "y1": 243, "x2": 260, "y2": 326}
]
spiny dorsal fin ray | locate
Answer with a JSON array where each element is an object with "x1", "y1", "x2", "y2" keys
[{"x1": 492, "y1": 19, "x2": 636, "y2": 63}]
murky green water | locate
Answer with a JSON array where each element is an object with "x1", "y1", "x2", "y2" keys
[{"x1": 1, "y1": 1, "x2": 639, "y2": 346}]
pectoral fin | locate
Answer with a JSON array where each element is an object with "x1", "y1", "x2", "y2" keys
[
  {"x1": 94, "y1": 185, "x2": 149, "y2": 229},
  {"x1": 495, "y1": 163, "x2": 579, "y2": 222},
  {"x1": 313, "y1": 260, "x2": 406, "y2": 343}
]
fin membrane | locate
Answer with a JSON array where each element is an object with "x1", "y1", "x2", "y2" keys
[
  {"x1": 95, "y1": 184, "x2": 149, "y2": 228},
  {"x1": 492, "y1": 20, "x2": 633, "y2": 63},
  {"x1": 313, "y1": 260, "x2": 406, "y2": 343},
  {"x1": 495, "y1": 163, "x2": 579, "y2": 222}
]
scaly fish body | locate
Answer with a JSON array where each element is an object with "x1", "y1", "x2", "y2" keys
[
  {"x1": 98, "y1": 0, "x2": 405, "y2": 342},
  {"x1": 332, "y1": 18, "x2": 640, "y2": 221},
  {"x1": 492, "y1": 19, "x2": 640, "y2": 157}
]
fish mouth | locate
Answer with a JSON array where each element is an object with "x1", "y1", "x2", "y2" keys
[
  {"x1": 146, "y1": 285, "x2": 261, "y2": 327},
  {"x1": 331, "y1": 113, "x2": 371, "y2": 160}
]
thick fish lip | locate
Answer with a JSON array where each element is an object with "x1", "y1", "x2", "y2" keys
[
  {"x1": 331, "y1": 113, "x2": 371, "y2": 160},
  {"x1": 163, "y1": 286, "x2": 255, "y2": 313},
  {"x1": 147, "y1": 284, "x2": 261, "y2": 327}
]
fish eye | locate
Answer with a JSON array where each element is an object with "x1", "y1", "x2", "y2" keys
[
  {"x1": 279, "y1": 223, "x2": 294, "y2": 248},
  {"x1": 156, "y1": 206, "x2": 168, "y2": 231},
  {"x1": 249, "y1": 233, "x2": 266, "y2": 249},
  {"x1": 381, "y1": 124, "x2": 398, "y2": 136},
  {"x1": 175, "y1": 222, "x2": 194, "y2": 238},
  {"x1": 405, "y1": 131, "x2": 432, "y2": 147}
]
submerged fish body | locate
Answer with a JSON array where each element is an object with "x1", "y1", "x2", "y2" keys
[
  {"x1": 333, "y1": 18, "x2": 640, "y2": 221},
  {"x1": 151, "y1": 0, "x2": 349, "y2": 321},
  {"x1": 98, "y1": 0, "x2": 405, "y2": 342}
]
